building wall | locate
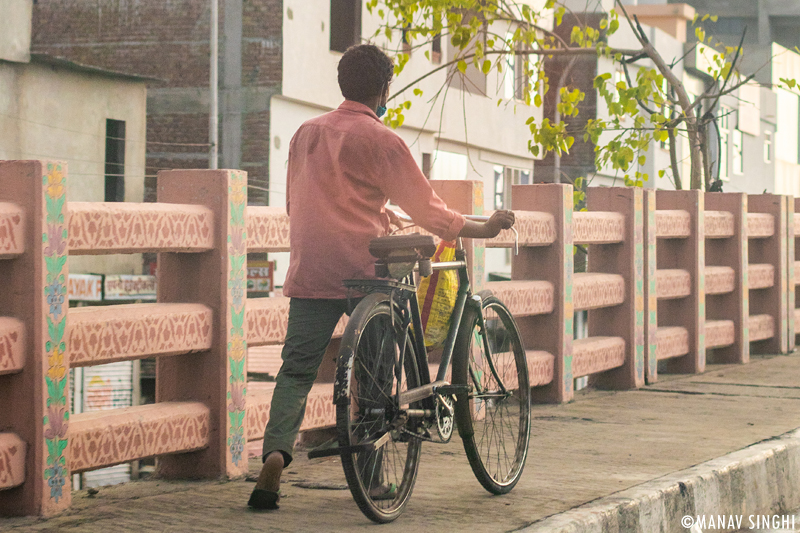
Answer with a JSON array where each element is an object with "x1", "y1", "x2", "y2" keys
[
  {"x1": 0, "y1": 58, "x2": 147, "y2": 275},
  {"x1": 0, "y1": 0, "x2": 32, "y2": 63},
  {"x1": 31, "y1": 0, "x2": 284, "y2": 206}
]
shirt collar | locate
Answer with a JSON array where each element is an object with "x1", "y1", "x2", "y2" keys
[{"x1": 338, "y1": 100, "x2": 382, "y2": 122}]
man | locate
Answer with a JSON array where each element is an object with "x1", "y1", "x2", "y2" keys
[{"x1": 248, "y1": 43, "x2": 514, "y2": 510}]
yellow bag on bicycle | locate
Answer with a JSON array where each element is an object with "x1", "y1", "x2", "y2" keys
[{"x1": 417, "y1": 240, "x2": 458, "y2": 348}]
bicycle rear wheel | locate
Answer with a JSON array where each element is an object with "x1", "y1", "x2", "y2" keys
[
  {"x1": 453, "y1": 295, "x2": 531, "y2": 494},
  {"x1": 336, "y1": 293, "x2": 422, "y2": 523}
]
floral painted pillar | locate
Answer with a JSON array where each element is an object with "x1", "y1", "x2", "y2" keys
[
  {"x1": 0, "y1": 160, "x2": 70, "y2": 516},
  {"x1": 156, "y1": 169, "x2": 248, "y2": 478}
]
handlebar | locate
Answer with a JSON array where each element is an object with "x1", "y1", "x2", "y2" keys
[{"x1": 393, "y1": 211, "x2": 518, "y2": 255}]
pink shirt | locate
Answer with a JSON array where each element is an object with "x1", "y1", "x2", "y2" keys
[{"x1": 283, "y1": 100, "x2": 466, "y2": 299}]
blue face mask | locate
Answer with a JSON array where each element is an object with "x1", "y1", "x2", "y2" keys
[{"x1": 376, "y1": 105, "x2": 387, "y2": 118}]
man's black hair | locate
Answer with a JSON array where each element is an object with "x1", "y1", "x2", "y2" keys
[{"x1": 337, "y1": 44, "x2": 394, "y2": 103}]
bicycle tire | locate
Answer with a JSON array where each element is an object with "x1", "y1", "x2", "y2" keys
[
  {"x1": 335, "y1": 292, "x2": 422, "y2": 523},
  {"x1": 452, "y1": 295, "x2": 531, "y2": 494}
]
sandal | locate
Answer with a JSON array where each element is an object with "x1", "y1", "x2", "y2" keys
[
  {"x1": 248, "y1": 488, "x2": 280, "y2": 510},
  {"x1": 369, "y1": 483, "x2": 397, "y2": 501}
]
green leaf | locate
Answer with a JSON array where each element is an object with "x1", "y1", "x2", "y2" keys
[
  {"x1": 482, "y1": 59, "x2": 491, "y2": 74},
  {"x1": 457, "y1": 60, "x2": 467, "y2": 73}
]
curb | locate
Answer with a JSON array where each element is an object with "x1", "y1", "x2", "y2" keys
[{"x1": 518, "y1": 429, "x2": 800, "y2": 533}]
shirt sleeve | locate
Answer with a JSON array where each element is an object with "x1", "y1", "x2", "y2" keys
[{"x1": 377, "y1": 134, "x2": 466, "y2": 242}]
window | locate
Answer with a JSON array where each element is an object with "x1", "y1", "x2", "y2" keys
[
  {"x1": 431, "y1": 32, "x2": 442, "y2": 64},
  {"x1": 764, "y1": 130, "x2": 773, "y2": 163},
  {"x1": 732, "y1": 128, "x2": 744, "y2": 175},
  {"x1": 718, "y1": 106, "x2": 730, "y2": 180},
  {"x1": 330, "y1": 0, "x2": 361, "y2": 53},
  {"x1": 494, "y1": 165, "x2": 531, "y2": 209},
  {"x1": 422, "y1": 153, "x2": 432, "y2": 179},
  {"x1": 105, "y1": 119, "x2": 125, "y2": 202},
  {"x1": 504, "y1": 34, "x2": 537, "y2": 101}
]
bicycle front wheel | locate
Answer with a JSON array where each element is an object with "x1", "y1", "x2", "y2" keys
[
  {"x1": 336, "y1": 293, "x2": 422, "y2": 523},
  {"x1": 453, "y1": 295, "x2": 531, "y2": 494}
]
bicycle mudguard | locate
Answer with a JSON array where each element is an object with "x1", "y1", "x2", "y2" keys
[{"x1": 334, "y1": 292, "x2": 389, "y2": 405}]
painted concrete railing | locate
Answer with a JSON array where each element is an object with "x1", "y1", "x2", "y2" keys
[{"x1": 1, "y1": 162, "x2": 798, "y2": 517}]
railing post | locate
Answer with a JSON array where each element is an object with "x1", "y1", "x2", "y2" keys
[
  {"x1": 429, "y1": 180, "x2": 485, "y2": 292},
  {"x1": 156, "y1": 169, "x2": 248, "y2": 478},
  {"x1": 0, "y1": 160, "x2": 71, "y2": 516},
  {"x1": 656, "y1": 190, "x2": 706, "y2": 376},
  {"x1": 586, "y1": 187, "x2": 645, "y2": 390},
  {"x1": 749, "y1": 194, "x2": 790, "y2": 354},
  {"x1": 705, "y1": 193, "x2": 748, "y2": 364},
  {"x1": 511, "y1": 184, "x2": 574, "y2": 403},
  {"x1": 643, "y1": 189, "x2": 657, "y2": 383}
]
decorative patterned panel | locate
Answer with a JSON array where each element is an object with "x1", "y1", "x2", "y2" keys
[
  {"x1": 68, "y1": 304, "x2": 213, "y2": 367},
  {"x1": 748, "y1": 263, "x2": 775, "y2": 290},
  {"x1": 0, "y1": 317, "x2": 25, "y2": 375},
  {"x1": 573, "y1": 211, "x2": 625, "y2": 244},
  {"x1": 68, "y1": 402, "x2": 210, "y2": 473},
  {"x1": 705, "y1": 320, "x2": 735, "y2": 349},
  {"x1": 484, "y1": 280, "x2": 554, "y2": 317},
  {"x1": 246, "y1": 296, "x2": 348, "y2": 347},
  {"x1": 749, "y1": 314, "x2": 775, "y2": 342},
  {"x1": 0, "y1": 202, "x2": 24, "y2": 258},
  {"x1": 655, "y1": 209, "x2": 691, "y2": 239},
  {"x1": 656, "y1": 269, "x2": 691, "y2": 300},
  {"x1": 573, "y1": 273, "x2": 625, "y2": 311},
  {"x1": 655, "y1": 326, "x2": 689, "y2": 360},
  {"x1": 486, "y1": 210, "x2": 556, "y2": 248},
  {"x1": 0, "y1": 433, "x2": 25, "y2": 490},
  {"x1": 572, "y1": 336, "x2": 625, "y2": 378},
  {"x1": 68, "y1": 202, "x2": 214, "y2": 254},
  {"x1": 245, "y1": 387, "x2": 276, "y2": 441},
  {"x1": 246, "y1": 206, "x2": 290, "y2": 252},
  {"x1": 705, "y1": 266, "x2": 736, "y2": 295},
  {"x1": 747, "y1": 213, "x2": 775, "y2": 239},
  {"x1": 705, "y1": 210, "x2": 735, "y2": 238}
]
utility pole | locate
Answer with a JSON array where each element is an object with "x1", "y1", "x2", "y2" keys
[{"x1": 209, "y1": 0, "x2": 219, "y2": 169}]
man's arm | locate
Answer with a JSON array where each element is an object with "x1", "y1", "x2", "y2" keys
[{"x1": 458, "y1": 210, "x2": 515, "y2": 239}]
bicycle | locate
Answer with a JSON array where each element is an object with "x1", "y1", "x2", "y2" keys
[{"x1": 308, "y1": 217, "x2": 531, "y2": 523}]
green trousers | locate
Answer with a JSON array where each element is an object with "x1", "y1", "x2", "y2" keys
[{"x1": 261, "y1": 298, "x2": 350, "y2": 466}]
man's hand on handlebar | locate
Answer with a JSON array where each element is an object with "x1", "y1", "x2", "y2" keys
[{"x1": 458, "y1": 210, "x2": 515, "y2": 239}]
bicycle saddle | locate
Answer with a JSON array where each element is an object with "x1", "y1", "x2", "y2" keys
[{"x1": 368, "y1": 233, "x2": 437, "y2": 262}]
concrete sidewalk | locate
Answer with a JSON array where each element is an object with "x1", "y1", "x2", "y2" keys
[{"x1": 4, "y1": 353, "x2": 800, "y2": 533}]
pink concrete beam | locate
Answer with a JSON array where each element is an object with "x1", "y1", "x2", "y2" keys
[
  {"x1": 246, "y1": 296, "x2": 347, "y2": 346},
  {"x1": 705, "y1": 266, "x2": 736, "y2": 295},
  {"x1": 656, "y1": 327, "x2": 689, "y2": 360},
  {"x1": 748, "y1": 263, "x2": 776, "y2": 290},
  {"x1": 0, "y1": 433, "x2": 25, "y2": 490},
  {"x1": 0, "y1": 318, "x2": 25, "y2": 376},
  {"x1": 795, "y1": 261, "x2": 800, "y2": 285},
  {"x1": 68, "y1": 202, "x2": 214, "y2": 254},
  {"x1": 705, "y1": 210, "x2": 735, "y2": 238},
  {"x1": 573, "y1": 211, "x2": 626, "y2": 244},
  {"x1": 795, "y1": 212, "x2": 800, "y2": 237},
  {"x1": 486, "y1": 210, "x2": 556, "y2": 248},
  {"x1": 68, "y1": 402, "x2": 210, "y2": 473},
  {"x1": 0, "y1": 203, "x2": 24, "y2": 259},
  {"x1": 656, "y1": 269, "x2": 691, "y2": 300},
  {"x1": 747, "y1": 213, "x2": 775, "y2": 239},
  {"x1": 655, "y1": 209, "x2": 691, "y2": 238},
  {"x1": 572, "y1": 336, "x2": 626, "y2": 379},
  {"x1": 706, "y1": 320, "x2": 735, "y2": 349},
  {"x1": 245, "y1": 383, "x2": 336, "y2": 441},
  {"x1": 246, "y1": 206, "x2": 290, "y2": 253},
  {"x1": 68, "y1": 303, "x2": 213, "y2": 367},
  {"x1": 247, "y1": 345, "x2": 283, "y2": 376},
  {"x1": 527, "y1": 350, "x2": 555, "y2": 387},
  {"x1": 573, "y1": 273, "x2": 625, "y2": 311},
  {"x1": 749, "y1": 314, "x2": 775, "y2": 342},
  {"x1": 484, "y1": 280, "x2": 554, "y2": 317},
  {"x1": 795, "y1": 307, "x2": 800, "y2": 331}
]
